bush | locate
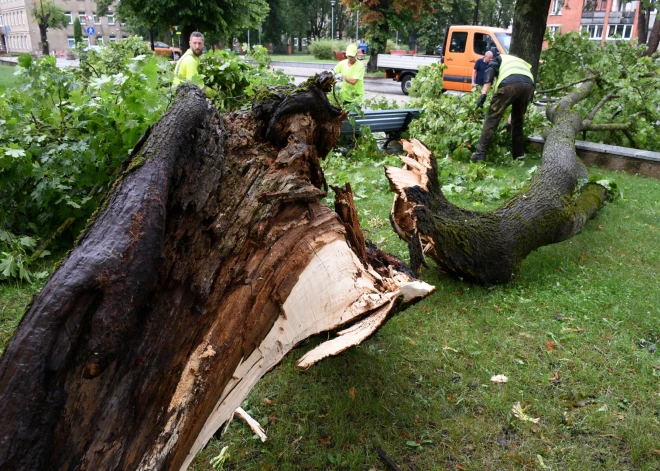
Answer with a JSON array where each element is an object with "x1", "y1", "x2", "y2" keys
[
  {"x1": 0, "y1": 42, "x2": 293, "y2": 281},
  {"x1": 308, "y1": 40, "x2": 349, "y2": 60},
  {"x1": 385, "y1": 40, "x2": 409, "y2": 53}
]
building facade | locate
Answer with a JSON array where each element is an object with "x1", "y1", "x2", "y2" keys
[
  {"x1": 546, "y1": 0, "x2": 657, "y2": 46},
  {"x1": 0, "y1": 0, "x2": 127, "y2": 55}
]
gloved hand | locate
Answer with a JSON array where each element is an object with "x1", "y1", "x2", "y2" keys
[
  {"x1": 476, "y1": 94, "x2": 487, "y2": 109},
  {"x1": 334, "y1": 73, "x2": 343, "y2": 81}
]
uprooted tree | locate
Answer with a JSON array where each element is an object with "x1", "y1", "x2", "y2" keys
[
  {"x1": 0, "y1": 74, "x2": 433, "y2": 471},
  {"x1": 386, "y1": 52, "x2": 659, "y2": 285}
]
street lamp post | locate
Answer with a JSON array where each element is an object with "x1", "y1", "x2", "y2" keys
[
  {"x1": 330, "y1": 0, "x2": 336, "y2": 40},
  {"x1": 356, "y1": 10, "x2": 359, "y2": 42}
]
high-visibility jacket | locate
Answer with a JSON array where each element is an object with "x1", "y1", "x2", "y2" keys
[
  {"x1": 494, "y1": 55, "x2": 534, "y2": 91},
  {"x1": 173, "y1": 49, "x2": 200, "y2": 85}
]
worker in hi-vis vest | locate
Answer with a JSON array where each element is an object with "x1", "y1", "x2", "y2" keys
[
  {"x1": 471, "y1": 48, "x2": 535, "y2": 163},
  {"x1": 173, "y1": 32, "x2": 205, "y2": 86}
]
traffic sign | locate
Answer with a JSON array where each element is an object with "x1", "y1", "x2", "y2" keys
[{"x1": 86, "y1": 26, "x2": 95, "y2": 35}]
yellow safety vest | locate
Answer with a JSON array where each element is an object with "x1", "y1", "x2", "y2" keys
[
  {"x1": 495, "y1": 55, "x2": 534, "y2": 91},
  {"x1": 173, "y1": 50, "x2": 201, "y2": 86}
]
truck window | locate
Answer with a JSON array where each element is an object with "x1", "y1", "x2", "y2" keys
[
  {"x1": 473, "y1": 33, "x2": 495, "y2": 55},
  {"x1": 494, "y1": 32, "x2": 511, "y2": 53},
  {"x1": 449, "y1": 32, "x2": 468, "y2": 53}
]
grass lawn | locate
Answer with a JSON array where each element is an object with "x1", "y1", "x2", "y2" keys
[
  {"x1": 0, "y1": 64, "x2": 20, "y2": 94},
  {"x1": 2, "y1": 141, "x2": 659, "y2": 470},
  {"x1": 191, "y1": 150, "x2": 660, "y2": 470}
]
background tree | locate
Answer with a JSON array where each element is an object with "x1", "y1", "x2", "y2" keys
[
  {"x1": 73, "y1": 17, "x2": 83, "y2": 46},
  {"x1": 343, "y1": 0, "x2": 431, "y2": 71},
  {"x1": 509, "y1": 0, "x2": 552, "y2": 79},
  {"x1": 415, "y1": 0, "x2": 472, "y2": 53},
  {"x1": 29, "y1": 0, "x2": 68, "y2": 56},
  {"x1": 97, "y1": 0, "x2": 269, "y2": 51}
]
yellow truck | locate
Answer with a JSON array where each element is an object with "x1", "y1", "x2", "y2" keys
[{"x1": 377, "y1": 25, "x2": 511, "y2": 94}]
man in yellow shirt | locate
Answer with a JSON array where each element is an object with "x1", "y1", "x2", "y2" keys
[
  {"x1": 334, "y1": 44, "x2": 365, "y2": 105},
  {"x1": 173, "y1": 32, "x2": 205, "y2": 85}
]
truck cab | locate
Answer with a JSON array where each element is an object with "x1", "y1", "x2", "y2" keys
[
  {"x1": 376, "y1": 25, "x2": 511, "y2": 95},
  {"x1": 441, "y1": 25, "x2": 511, "y2": 92}
]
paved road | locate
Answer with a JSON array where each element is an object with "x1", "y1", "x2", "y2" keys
[
  {"x1": 271, "y1": 62, "x2": 411, "y2": 107},
  {"x1": 1, "y1": 56, "x2": 412, "y2": 106}
]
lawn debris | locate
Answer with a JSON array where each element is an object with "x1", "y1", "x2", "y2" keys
[
  {"x1": 491, "y1": 374, "x2": 508, "y2": 383},
  {"x1": 234, "y1": 407, "x2": 267, "y2": 442},
  {"x1": 377, "y1": 446, "x2": 403, "y2": 471},
  {"x1": 512, "y1": 402, "x2": 540, "y2": 424}
]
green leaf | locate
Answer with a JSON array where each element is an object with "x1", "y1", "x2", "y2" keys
[{"x1": 4, "y1": 148, "x2": 26, "y2": 158}]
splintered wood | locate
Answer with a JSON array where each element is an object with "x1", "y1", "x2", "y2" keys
[{"x1": 182, "y1": 237, "x2": 434, "y2": 468}]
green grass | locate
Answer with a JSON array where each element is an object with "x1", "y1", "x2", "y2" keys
[
  {"x1": 191, "y1": 148, "x2": 660, "y2": 470},
  {"x1": 0, "y1": 65, "x2": 20, "y2": 94},
  {"x1": 2, "y1": 138, "x2": 659, "y2": 470}
]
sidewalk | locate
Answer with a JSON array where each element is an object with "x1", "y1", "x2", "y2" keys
[{"x1": 270, "y1": 60, "x2": 385, "y2": 81}]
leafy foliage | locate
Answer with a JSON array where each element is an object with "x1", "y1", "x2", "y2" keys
[
  {"x1": 73, "y1": 17, "x2": 83, "y2": 46},
  {"x1": 96, "y1": 0, "x2": 269, "y2": 42},
  {"x1": 308, "y1": 40, "x2": 349, "y2": 60},
  {"x1": 0, "y1": 40, "x2": 291, "y2": 282},
  {"x1": 199, "y1": 46, "x2": 292, "y2": 112},
  {"x1": 407, "y1": 63, "x2": 547, "y2": 164},
  {"x1": 539, "y1": 31, "x2": 660, "y2": 151}
]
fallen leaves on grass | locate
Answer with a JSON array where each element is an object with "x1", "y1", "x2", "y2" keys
[
  {"x1": 512, "y1": 402, "x2": 540, "y2": 424},
  {"x1": 549, "y1": 371, "x2": 561, "y2": 383},
  {"x1": 318, "y1": 436, "x2": 332, "y2": 446},
  {"x1": 348, "y1": 387, "x2": 356, "y2": 400},
  {"x1": 544, "y1": 340, "x2": 556, "y2": 351},
  {"x1": 491, "y1": 374, "x2": 508, "y2": 383}
]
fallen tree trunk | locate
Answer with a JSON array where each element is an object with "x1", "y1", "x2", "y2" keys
[
  {"x1": 0, "y1": 74, "x2": 433, "y2": 470},
  {"x1": 386, "y1": 74, "x2": 610, "y2": 285}
]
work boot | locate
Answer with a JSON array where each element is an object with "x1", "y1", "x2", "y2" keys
[{"x1": 470, "y1": 152, "x2": 486, "y2": 163}]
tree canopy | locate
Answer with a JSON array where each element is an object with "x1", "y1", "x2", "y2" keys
[{"x1": 96, "y1": 0, "x2": 270, "y2": 43}]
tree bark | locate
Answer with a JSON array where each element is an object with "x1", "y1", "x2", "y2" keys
[
  {"x1": 509, "y1": 0, "x2": 552, "y2": 80},
  {"x1": 0, "y1": 75, "x2": 433, "y2": 470},
  {"x1": 645, "y1": 17, "x2": 660, "y2": 56},
  {"x1": 39, "y1": 23, "x2": 49, "y2": 56},
  {"x1": 385, "y1": 74, "x2": 609, "y2": 285}
]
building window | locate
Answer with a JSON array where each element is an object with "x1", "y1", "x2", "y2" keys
[
  {"x1": 107, "y1": 12, "x2": 115, "y2": 25},
  {"x1": 68, "y1": 36, "x2": 75, "y2": 47},
  {"x1": 607, "y1": 24, "x2": 632, "y2": 39},
  {"x1": 65, "y1": 11, "x2": 72, "y2": 24},
  {"x1": 109, "y1": 35, "x2": 116, "y2": 42},
  {"x1": 0, "y1": 14, "x2": 4, "y2": 26},
  {"x1": 97, "y1": 37, "x2": 103, "y2": 45},
  {"x1": 583, "y1": 0, "x2": 607, "y2": 11},
  {"x1": 581, "y1": 24, "x2": 603, "y2": 40},
  {"x1": 551, "y1": 0, "x2": 562, "y2": 15},
  {"x1": 93, "y1": 13, "x2": 100, "y2": 24},
  {"x1": 547, "y1": 25, "x2": 560, "y2": 39},
  {"x1": 79, "y1": 12, "x2": 86, "y2": 23}
]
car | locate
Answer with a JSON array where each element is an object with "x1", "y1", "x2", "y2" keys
[{"x1": 146, "y1": 41, "x2": 182, "y2": 60}]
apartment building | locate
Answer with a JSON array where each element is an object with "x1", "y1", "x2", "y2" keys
[
  {"x1": 0, "y1": 0, "x2": 127, "y2": 55},
  {"x1": 546, "y1": 0, "x2": 657, "y2": 45}
]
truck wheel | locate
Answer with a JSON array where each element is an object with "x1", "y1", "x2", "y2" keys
[{"x1": 401, "y1": 74, "x2": 413, "y2": 95}]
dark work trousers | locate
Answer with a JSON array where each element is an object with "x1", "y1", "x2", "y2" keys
[{"x1": 474, "y1": 81, "x2": 535, "y2": 160}]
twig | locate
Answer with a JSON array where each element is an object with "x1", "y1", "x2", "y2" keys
[
  {"x1": 234, "y1": 407, "x2": 267, "y2": 442},
  {"x1": 28, "y1": 184, "x2": 101, "y2": 264},
  {"x1": 582, "y1": 123, "x2": 630, "y2": 131},
  {"x1": 377, "y1": 447, "x2": 403, "y2": 471},
  {"x1": 537, "y1": 77, "x2": 592, "y2": 95},
  {"x1": 585, "y1": 90, "x2": 618, "y2": 122}
]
